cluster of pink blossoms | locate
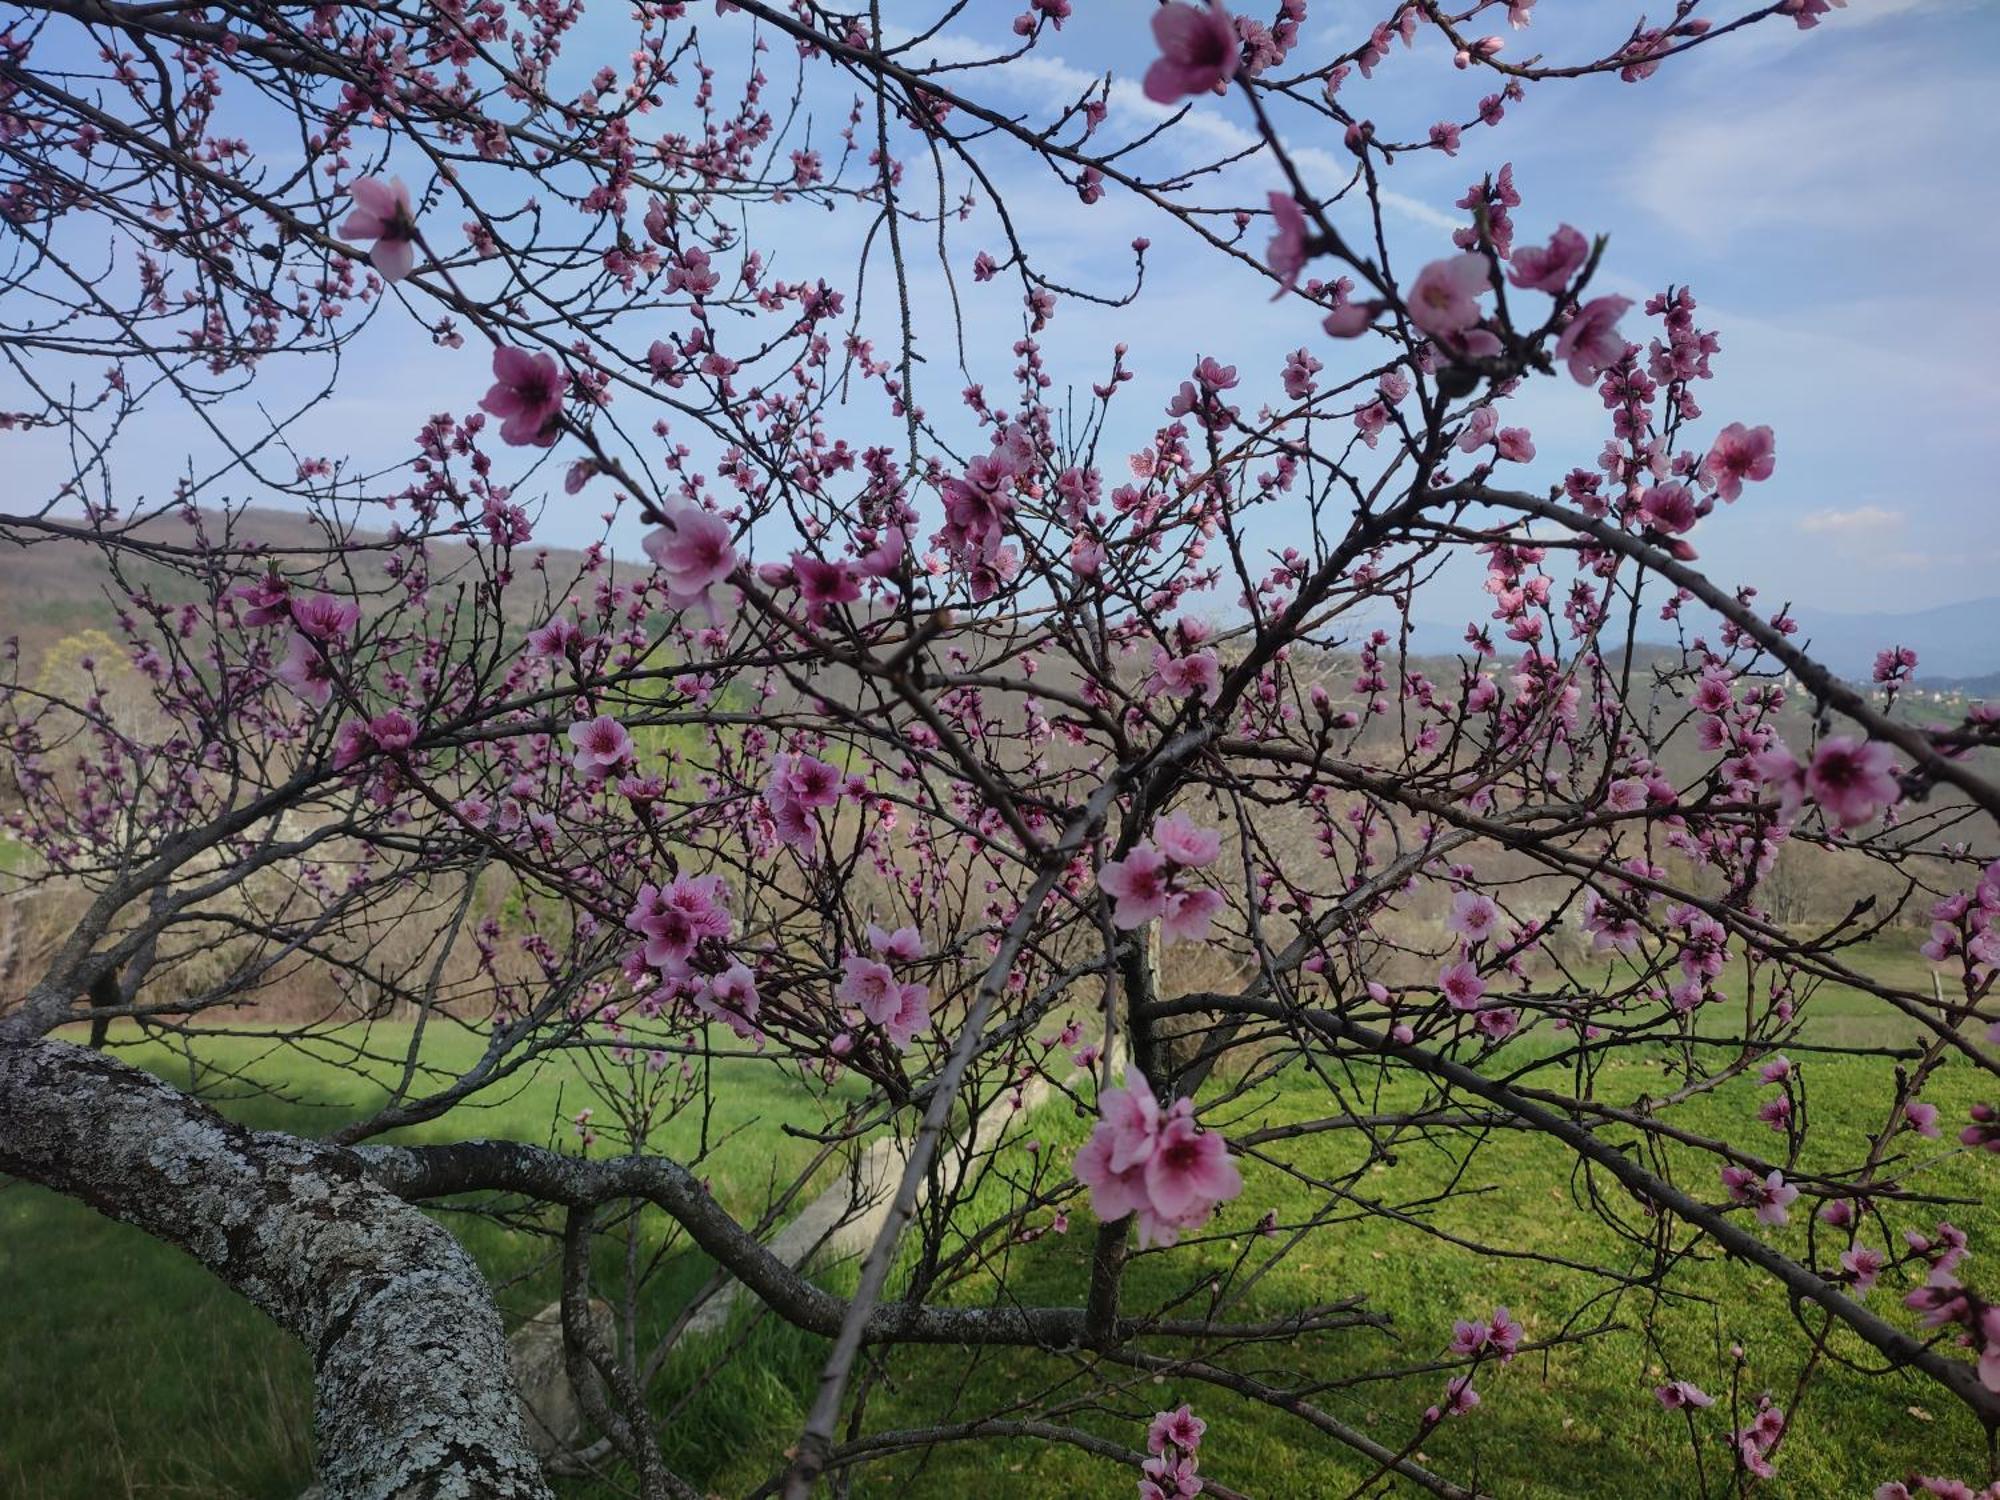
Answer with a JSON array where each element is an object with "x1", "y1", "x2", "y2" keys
[
  {"x1": 1436, "y1": 890, "x2": 1519, "y2": 1041},
  {"x1": 1073, "y1": 1068, "x2": 1242, "y2": 1248},
  {"x1": 623, "y1": 874, "x2": 759, "y2": 1038},
  {"x1": 1139, "y1": 1403, "x2": 1207, "y2": 1499},
  {"x1": 1903, "y1": 1224, "x2": 2000, "y2": 1396},
  {"x1": 1879, "y1": 1478, "x2": 2000, "y2": 1500},
  {"x1": 237, "y1": 582, "x2": 358, "y2": 709},
  {"x1": 1098, "y1": 812, "x2": 1227, "y2": 945},
  {"x1": 1919, "y1": 857, "x2": 2000, "y2": 985},
  {"x1": 1732, "y1": 1397, "x2": 1786, "y2": 1479},
  {"x1": 1721, "y1": 1164, "x2": 1798, "y2": 1226},
  {"x1": 1425, "y1": 1305, "x2": 1522, "y2": 1422},
  {"x1": 765, "y1": 750, "x2": 857, "y2": 854},
  {"x1": 836, "y1": 923, "x2": 930, "y2": 1052},
  {"x1": 932, "y1": 427, "x2": 1033, "y2": 601}
]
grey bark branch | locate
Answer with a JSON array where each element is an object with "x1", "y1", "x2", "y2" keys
[{"x1": 0, "y1": 1039, "x2": 552, "y2": 1500}]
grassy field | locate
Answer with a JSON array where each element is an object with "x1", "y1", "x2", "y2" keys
[{"x1": 1, "y1": 945, "x2": 1994, "y2": 1498}]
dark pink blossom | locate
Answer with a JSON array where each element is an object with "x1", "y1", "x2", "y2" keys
[
  {"x1": 1701, "y1": 422, "x2": 1775, "y2": 501},
  {"x1": 479, "y1": 346, "x2": 565, "y2": 448},
  {"x1": 1806, "y1": 737, "x2": 1901, "y2": 830},
  {"x1": 1507, "y1": 224, "x2": 1587, "y2": 294},
  {"x1": 1143, "y1": 1, "x2": 1240, "y2": 105}
]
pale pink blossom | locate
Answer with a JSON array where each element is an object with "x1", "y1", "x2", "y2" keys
[
  {"x1": 866, "y1": 923, "x2": 924, "y2": 962},
  {"x1": 1161, "y1": 886, "x2": 1225, "y2": 945},
  {"x1": 1154, "y1": 810, "x2": 1222, "y2": 868},
  {"x1": 338, "y1": 176, "x2": 418, "y2": 282},
  {"x1": 1445, "y1": 890, "x2": 1501, "y2": 944},
  {"x1": 1100, "y1": 843, "x2": 1171, "y2": 927},
  {"x1": 567, "y1": 714, "x2": 633, "y2": 779},
  {"x1": 1266, "y1": 191, "x2": 1308, "y2": 295},
  {"x1": 1554, "y1": 295, "x2": 1631, "y2": 385},
  {"x1": 643, "y1": 498, "x2": 738, "y2": 608},
  {"x1": 1406, "y1": 253, "x2": 1490, "y2": 340},
  {"x1": 1145, "y1": 1104, "x2": 1244, "y2": 1221},
  {"x1": 1655, "y1": 1379, "x2": 1714, "y2": 1409}
]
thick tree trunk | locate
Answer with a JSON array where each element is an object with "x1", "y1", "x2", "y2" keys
[{"x1": 0, "y1": 1039, "x2": 551, "y2": 1500}]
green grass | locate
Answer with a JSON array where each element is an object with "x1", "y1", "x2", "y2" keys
[{"x1": 2, "y1": 945, "x2": 1995, "y2": 1498}]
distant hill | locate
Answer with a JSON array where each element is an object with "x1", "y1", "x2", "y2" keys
[
  {"x1": 1402, "y1": 595, "x2": 2000, "y2": 689},
  {"x1": 0, "y1": 508, "x2": 605, "y2": 674}
]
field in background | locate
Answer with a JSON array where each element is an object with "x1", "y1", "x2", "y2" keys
[{"x1": 1, "y1": 942, "x2": 1993, "y2": 1498}]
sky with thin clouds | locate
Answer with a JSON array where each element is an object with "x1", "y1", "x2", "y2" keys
[{"x1": 14, "y1": 0, "x2": 1996, "y2": 629}]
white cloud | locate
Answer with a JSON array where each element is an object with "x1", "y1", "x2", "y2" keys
[
  {"x1": 1634, "y1": 44, "x2": 1995, "y2": 251},
  {"x1": 1799, "y1": 506, "x2": 1901, "y2": 534}
]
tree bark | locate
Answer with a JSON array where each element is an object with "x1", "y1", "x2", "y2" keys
[{"x1": 0, "y1": 1039, "x2": 551, "y2": 1500}]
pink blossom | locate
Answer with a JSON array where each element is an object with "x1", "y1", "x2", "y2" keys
[
  {"x1": 1099, "y1": 1070, "x2": 1164, "y2": 1172},
  {"x1": 866, "y1": 923, "x2": 924, "y2": 962},
  {"x1": 1406, "y1": 253, "x2": 1490, "y2": 340},
  {"x1": 1439, "y1": 959, "x2": 1486, "y2": 1010},
  {"x1": 1074, "y1": 1117, "x2": 1151, "y2": 1223},
  {"x1": 1655, "y1": 1380, "x2": 1714, "y2": 1409},
  {"x1": 1902, "y1": 1099, "x2": 1941, "y2": 1138},
  {"x1": 793, "y1": 553, "x2": 862, "y2": 620},
  {"x1": 838, "y1": 954, "x2": 900, "y2": 1022},
  {"x1": 1154, "y1": 810, "x2": 1222, "y2": 868},
  {"x1": 232, "y1": 574, "x2": 290, "y2": 626},
  {"x1": 338, "y1": 176, "x2": 418, "y2": 282},
  {"x1": 1721, "y1": 1165, "x2": 1798, "y2": 1226},
  {"x1": 697, "y1": 963, "x2": 762, "y2": 1039},
  {"x1": 291, "y1": 592, "x2": 360, "y2": 642},
  {"x1": 1507, "y1": 224, "x2": 1587, "y2": 294},
  {"x1": 1143, "y1": 1, "x2": 1241, "y2": 105},
  {"x1": 527, "y1": 615, "x2": 583, "y2": 657},
  {"x1": 1806, "y1": 736, "x2": 1901, "y2": 830},
  {"x1": 1150, "y1": 646, "x2": 1221, "y2": 703},
  {"x1": 643, "y1": 498, "x2": 738, "y2": 608},
  {"x1": 275, "y1": 633, "x2": 337, "y2": 706},
  {"x1": 1751, "y1": 741, "x2": 1809, "y2": 822},
  {"x1": 1161, "y1": 886, "x2": 1226, "y2": 946},
  {"x1": 1554, "y1": 295, "x2": 1631, "y2": 385},
  {"x1": 1702, "y1": 422, "x2": 1775, "y2": 502},
  {"x1": 1446, "y1": 890, "x2": 1500, "y2": 944},
  {"x1": 1266, "y1": 192, "x2": 1308, "y2": 294},
  {"x1": 567, "y1": 714, "x2": 633, "y2": 779},
  {"x1": 1145, "y1": 1105, "x2": 1243, "y2": 1220},
  {"x1": 479, "y1": 346, "x2": 565, "y2": 448},
  {"x1": 1146, "y1": 1404, "x2": 1206, "y2": 1456},
  {"x1": 1841, "y1": 1245, "x2": 1887, "y2": 1293},
  {"x1": 1640, "y1": 482, "x2": 1699, "y2": 535},
  {"x1": 1100, "y1": 843, "x2": 1170, "y2": 927}
]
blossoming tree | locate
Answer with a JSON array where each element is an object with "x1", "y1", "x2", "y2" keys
[{"x1": 1, "y1": 1, "x2": 1995, "y2": 1497}]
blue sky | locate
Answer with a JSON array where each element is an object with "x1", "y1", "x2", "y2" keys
[{"x1": 13, "y1": 0, "x2": 1997, "y2": 629}]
